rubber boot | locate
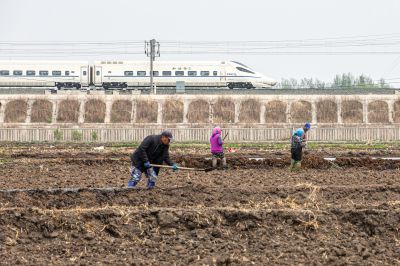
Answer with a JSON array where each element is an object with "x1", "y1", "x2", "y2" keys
[
  {"x1": 296, "y1": 161, "x2": 302, "y2": 171},
  {"x1": 289, "y1": 159, "x2": 295, "y2": 171},
  {"x1": 128, "y1": 167, "x2": 142, "y2": 188},
  {"x1": 147, "y1": 178, "x2": 156, "y2": 189},
  {"x1": 212, "y1": 158, "x2": 217, "y2": 168},
  {"x1": 293, "y1": 161, "x2": 302, "y2": 172},
  {"x1": 128, "y1": 179, "x2": 139, "y2": 188},
  {"x1": 222, "y1": 157, "x2": 227, "y2": 169},
  {"x1": 146, "y1": 168, "x2": 158, "y2": 189}
]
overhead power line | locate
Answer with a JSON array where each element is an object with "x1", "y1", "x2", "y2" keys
[{"x1": 2, "y1": 33, "x2": 400, "y2": 57}]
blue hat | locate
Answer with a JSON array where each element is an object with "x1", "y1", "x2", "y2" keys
[
  {"x1": 304, "y1": 122, "x2": 311, "y2": 130},
  {"x1": 294, "y1": 128, "x2": 304, "y2": 137}
]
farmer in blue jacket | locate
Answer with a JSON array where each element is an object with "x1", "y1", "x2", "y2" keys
[{"x1": 290, "y1": 122, "x2": 311, "y2": 171}]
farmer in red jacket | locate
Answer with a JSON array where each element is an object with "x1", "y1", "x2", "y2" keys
[{"x1": 210, "y1": 127, "x2": 227, "y2": 168}]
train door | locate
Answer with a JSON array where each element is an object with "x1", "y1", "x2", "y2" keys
[
  {"x1": 220, "y1": 66, "x2": 226, "y2": 87},
  {"x1": 95, "y1": 66, "x2": 102, "y2": 86},
  {"x1": 89, "y1": 66, "x2": 94, "y2": 86},
  {"x1": 220, "y1": 69, "x2": 226, "y2": 81},
  {"x1": 80, "y1": 66, "x2": 89, "y2": 86}
]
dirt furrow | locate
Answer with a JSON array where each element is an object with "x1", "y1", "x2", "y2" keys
[
  {"x1": 1, "y1": 207, "x2": 399, "y2": 265},
  {"x1": 0, "y1": 185, "x2": 398, "y2": 209}
]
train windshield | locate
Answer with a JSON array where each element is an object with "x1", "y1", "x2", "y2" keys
[
  {"x1": 236, "y1": 67, "x2": 255, "y2": 74},
  {"x1": 231, "y1": 61, "x2": 251, "y2": 69}
]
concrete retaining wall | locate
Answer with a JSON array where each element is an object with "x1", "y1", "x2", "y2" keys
[{"x1": 0, "y1": 92, "x2": 400, "y2": 127}]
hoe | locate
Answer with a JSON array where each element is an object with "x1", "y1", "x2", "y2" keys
[{"x1": 150, "y1": 164, "x2": 214, "y2": 172}]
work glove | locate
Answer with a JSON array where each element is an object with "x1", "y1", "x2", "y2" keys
[
  {"x1": 172, "y1": 163, "x2": 178, "y2": 172},
  {"x1": 144, "y1": 161, "x2": 151, "y2": 168}
]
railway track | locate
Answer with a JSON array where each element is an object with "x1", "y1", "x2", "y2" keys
[{"x1": 0, "y1": 87, "x2": 398, "y2": 95}]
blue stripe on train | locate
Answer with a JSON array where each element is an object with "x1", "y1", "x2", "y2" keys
[
  {"x1": 0, "y1": 76, "x2": 80, "y2": 78},
  {"x1": 103, "y1": 75, "x2": 261, "y2": 78}
]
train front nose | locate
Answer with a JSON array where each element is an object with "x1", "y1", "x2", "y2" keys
[{"x1": 262, "y1": 77, "x2": 277, "y2": 87}]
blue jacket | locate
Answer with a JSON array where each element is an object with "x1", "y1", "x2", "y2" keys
[{"x1": 291, "y1": 128, "x2": 306, "y2": 149}]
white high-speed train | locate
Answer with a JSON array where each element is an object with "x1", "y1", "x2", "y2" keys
[
  {"x1": 0, "y1": 61, "x2": 90, "y2": 89},
  {"x1": 0, "y1": 60, "x2": 276, "y2": 89}
]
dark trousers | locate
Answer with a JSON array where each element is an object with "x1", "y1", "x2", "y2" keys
[{"x1": 291, "y1": 147, "x2": 302, "y2": 162}]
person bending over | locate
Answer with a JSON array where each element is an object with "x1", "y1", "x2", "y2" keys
[
  {"x1": 290, "y1": 122, "x2": 311, "y2": 171},
  {"x1": 128, "y1": 130, "x2": 178, "y2": 188}
]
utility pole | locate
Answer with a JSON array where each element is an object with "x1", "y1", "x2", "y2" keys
[{"x1": 145, "y1": 39, "x2": 160, "y2": 94}]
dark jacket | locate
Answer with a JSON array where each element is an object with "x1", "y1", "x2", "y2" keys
[{"x1": 131, "y1": 134, "x2": 173, "y2": 169}]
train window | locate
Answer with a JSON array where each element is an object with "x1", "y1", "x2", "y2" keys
[
  {"x1": 0, "y1": 70, "x2": 10, "y2": 76},
  {"x1": 39, "y1": 71, "x2": 49, "y2": 76},
  {"x1": 137, "y1": 71, "x2": 146, "y2": 76},
  {"x1": 162, "y1": 71, "x2": 171, "y2": 76},
  {"x1": 83, "y1": 71, "x2": 87, "y2": 76},
  {"x1": 13, "y1": 70, "x2": 23, "y2": 76},
  {"x1": 96, "y1": 71, "x2": 100, "y2": 76},
  {"x1": 153, "y1": 71, "x2": 159, "y2": 76},
  {"x1": 52, "y1": 71, "x2": 61, "y2": 76},
  {"x1": 26, "y1": 70, "x2": 36, "y2": 76},
  {"x1": 200, "y1": 71, "x2": 210, "y2": 76},
  {"x1": 188, "y1": 71, "x2": 197, "y2": 76},
  {"x1": 124, "y1": 71, "x2": 133, "y2": 76},
  {"x1": 65, "y1": 71, "x2": 70, "y2": 76},
  {"x1": 213, "y1": 71, "x2": 218, "y2": 76},
  {"x1": 236, "y1": 67, "x2": 255, "y2": 74},
  {"x1": 175, "y1": 71, "x2": 184, "y2": 76}
]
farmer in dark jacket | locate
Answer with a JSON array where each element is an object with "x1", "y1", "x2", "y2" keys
[{"x1": 128, "y1": 130, "x2": 178, "y2": 188}]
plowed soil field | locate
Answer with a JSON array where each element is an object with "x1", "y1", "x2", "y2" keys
[{"x1": 0, "y1": 145, "x2": 399, "y2": 265}]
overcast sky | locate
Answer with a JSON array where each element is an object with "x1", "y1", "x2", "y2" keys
[{"x1": 1, "y1": 0, "x2": 400, "y2": 83}]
